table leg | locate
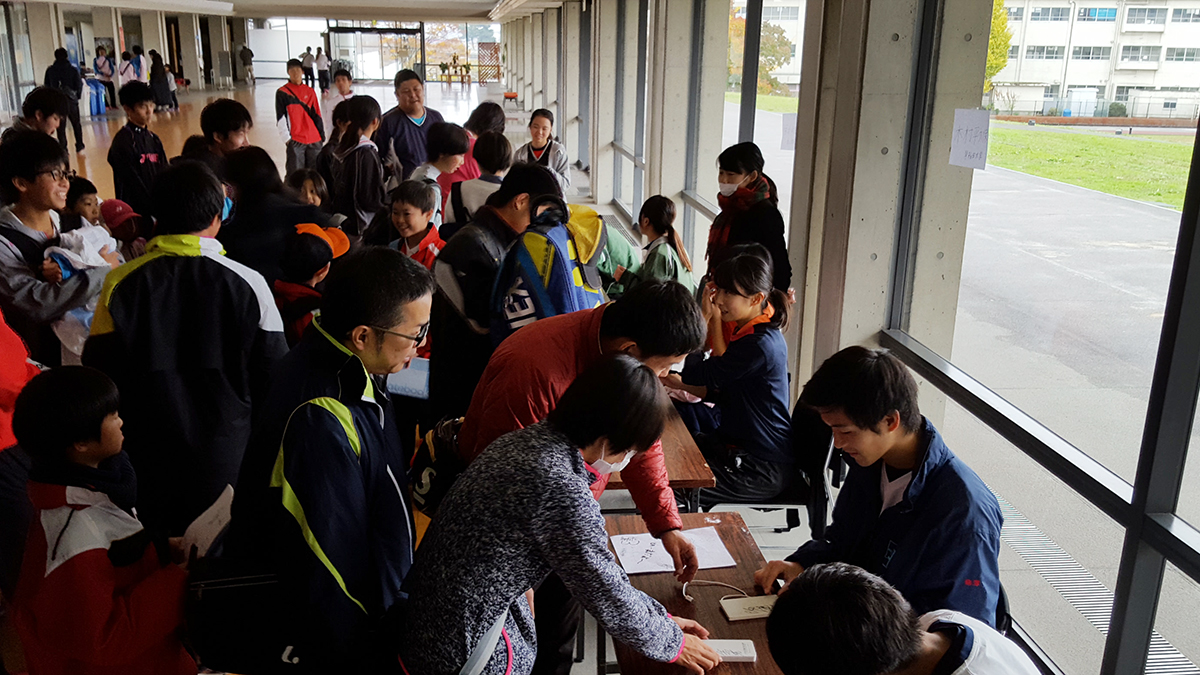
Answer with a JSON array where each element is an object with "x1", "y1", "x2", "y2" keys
[{"x1": 685, "y1": 488, "x2": 701, "y2": 514}]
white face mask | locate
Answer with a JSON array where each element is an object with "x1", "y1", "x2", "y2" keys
[
  {"x1": 718, "y1": 182, "x2": 740, "y2": 197},
  {"x1": 590, "y1": 450, "x2": 633, "y2": 475}
]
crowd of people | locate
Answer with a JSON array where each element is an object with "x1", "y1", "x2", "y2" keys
[{"x1": 0, "y1": 60, "x2": 1039, "y2": 675}]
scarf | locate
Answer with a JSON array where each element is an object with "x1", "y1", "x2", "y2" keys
[
  {"x1": 30, "y1": 451, "x2": 138, "y2": 513},
  {"x1": 720, "y1": 303, "x2": 776, "y2": 346},
  {"x1": 707, "y1": 175, "x2": 773, "y2": 258}
]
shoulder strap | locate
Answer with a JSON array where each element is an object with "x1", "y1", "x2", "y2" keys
[
  {"x1": 450, "y1": 182, "x2": 469, "y2": 226},
  {"x1": 0, "y1": 224, "x2": 54, "y2": 271},
  {"x1": 282, "y1": 85, "x2": 326, "y2": 142}
]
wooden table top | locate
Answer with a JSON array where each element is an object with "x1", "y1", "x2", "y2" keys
[
  {"x1": 604, "y1": 512, "x2": 783, "y2": 675},
  {"x1": 608, "y1": 409, "x2": 717, "y2": 490}
]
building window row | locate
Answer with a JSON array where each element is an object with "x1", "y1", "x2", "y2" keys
[
  {"x1": 1122, "y1": 44, "x2": 1161, "y2": 61},
  {"x1": 1072, "y1": 45, "x2": 1111, "y2": 60},
  {"x1": 1030, "y1": 6, "x2": 1071, "y2": 21},
  {"x1": 1027, "y1": 45, "x2": 1066, "y2": 59},
  {"x1": 1007, "y1": 6, "x2": 1023, "y2": 21},
  {"x1": 762, "y1": 6, "x2": 800, "y2": 22},
  {"x1": 1077, "y1": 7, "x2": 1117, "y2": 22},
  {"x1": 1175, "y1": 8, "x2": 1200, "y2": 22},
  {"x1": 1126, "y1": 7, "x2": 1167, "y2": 25},
  {"x1": 1166, "y1": 47, "x2": 1200, "y2": 61}
]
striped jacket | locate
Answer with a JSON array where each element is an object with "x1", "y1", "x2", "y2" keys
[
  {"x1": 229, "y1": 317, "x2": 415, "y2": 673},
  {"x1": 83, "y1": 235, "x2": 286, "y2": 535}
]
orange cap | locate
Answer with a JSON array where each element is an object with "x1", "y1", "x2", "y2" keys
[{"x1": 295, "y1": 223, "x2": 350, "y2": 258}]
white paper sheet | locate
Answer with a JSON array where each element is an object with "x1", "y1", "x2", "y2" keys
[
  {"x1": 949, "y1": 108, "x2": 991, "y2": 170},
  {"x1": 386, "y1": 357, "x2": 430, "y2": 399},
  {"x1": 611, "y1": 526, "x2": 737, "y2": 574},
  {"x1": 182, "y1": 484, "x2": 233, "y2": 562}
]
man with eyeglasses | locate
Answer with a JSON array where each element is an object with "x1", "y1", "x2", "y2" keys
[{"x1": 229, "y1": 246, "x2": 435, "y2": 674}]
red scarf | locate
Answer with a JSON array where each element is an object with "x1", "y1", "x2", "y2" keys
[{"x1": 707, "y1": 175, "x2": 773, "y2": 258}]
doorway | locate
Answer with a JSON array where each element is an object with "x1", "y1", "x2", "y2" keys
[{"x1": 198, "y1": 16, "x2": 212, "y2": 85}]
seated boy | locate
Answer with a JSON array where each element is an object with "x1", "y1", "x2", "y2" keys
[
  {"x1": 11, "y1": 366, "x2": 196, "y2": 675},
  {"x1": 0, "y1": 87, "x2": 69, "y2": 143},
  {"x1": 107, "y1": 81, "x2": 167, "y2": 217},
  {"x1": 60, "y1": 176, "x2": 101, "y2": 233},
  {"x1": 755, "y1": 346, "x2": 1004, "y2": 626},
  {"x1": 388, "y1": 180, "x2": 445, "y2": 269},
  {"x1": 273, "y1": 223, "x2": 349, "y2": 347},
  {"x1": 766, "y1": 563, "x2": 1038, "y2": 675}
]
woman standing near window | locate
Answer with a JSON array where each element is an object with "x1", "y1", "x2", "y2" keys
[{"x1": 706, "y1": 142, "x2": 791, "y2": 292}]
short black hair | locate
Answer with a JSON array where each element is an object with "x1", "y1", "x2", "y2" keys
[
  {"x1": 425, "y1": 122, "x2": 470, "y2": 162},
  {"x1": 391, "y1": 180, "x2": 437, "y2": 214},
  {"x1": 530, "y1": 108, "x2": 554, "y2": 127},
  {"x1": 547, "y1": 354, "x2": 668, "y2": 455},
  {"x1": 320, "y1": 247, "x2": 435, "y2": 339},
  {"x1": 599, "y1": 280, "x2": 705, "y2": 357},
  {"x1": 287, "y1": 58, "x2": 303, "y2": 70},
  {"x1": 150, "y1": 161, "x2": 225, "y2": 235},
  {"x1": 487, "y1": 163, "x2": 562, "y2": 207},
  {"x1": 132, "y1": 45, "x2": 144, "y2": 55},
  {"x1": 0, "y1": 130, "x2": 69, "y2": 205},
  {"x1": 54, "y1": 47, "x2": 68, "y2": 60},
  {"x1": 225, "y1": 146, "x2": 285, "y2": 201},
  {"x1": 66, "y1": 176, "x2": 98, "y2": 210},
  {"x1": 286, "y1": 168, "x2": 328, "y2": 205},
  {"x1": 21, "y1": 86, "x2": 69, "y2": 120},
  {"x1": 13, "y1": 367, "x2": 120, "y2": 465},
  {"x1": 394, "y1": 68, "x2": 422, "y2": 88},
  {"x1": 712, "y1": 250, "x2": 789, "y2": 329},
  {"x1": 472, "y1": 132, "x2": 513, "y2": 175},
  {"x1": 281, "y1": 231, "x2": 333, "y2": 283},
  {"x1": 465, "y1": 101, "x2": 506, "y2": 136},
  {"x1": 800, "y1": 346, "x2": 922, "y2": 432},
  {"x1": 121, "y1": 51, "x2": 132, "y2": 61},
  {"x1": 766, "y1": 563, "x2": 923, "y2": 675},
  {"x1": 118, "y1": 81, "x2": 155, "y2": 107},
  {"x1": 333, "y1": 69, "x2": 352, "y2": 81},
  {"x1": 200, "y1": 98, "x2": 253, "y2": 142}
]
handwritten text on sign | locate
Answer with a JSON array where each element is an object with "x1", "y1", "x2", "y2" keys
[{"x1": 949, "y1": 108, "x2": 991, "y2": 170}]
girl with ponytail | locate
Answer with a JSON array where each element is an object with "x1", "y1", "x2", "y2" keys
[
  {"x1": 329, "y1": 95, "x2": 385, "y2": 238},
  {"x1": 630, "y1": 195, "x2": 696, "y2": 291},
  {"x1": 661, "y1": 244, "x2": 794, "y2": 508},
  {"x1": 707, "y1": 142, "x2": 792, "y2": 292}
]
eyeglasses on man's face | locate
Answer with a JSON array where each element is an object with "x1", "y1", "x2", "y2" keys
[
  {"x1": 38, "y1": 168, "x2": 76, "y2": 183},
  {"x1": 372, "y1": 322, "x2": 430, "y2": 344}
]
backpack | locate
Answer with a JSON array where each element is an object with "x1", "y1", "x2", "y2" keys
[{"x1": 489, "y1": 197, "x2": 605, "y2": 346}]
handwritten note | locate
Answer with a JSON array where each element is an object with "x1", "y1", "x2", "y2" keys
[
  {"x1": 949, "y1": 108, "x2": 990, "y2": 170},
  {"x1": 611, "y1": 526, "x2": 736, "y2": 574}
]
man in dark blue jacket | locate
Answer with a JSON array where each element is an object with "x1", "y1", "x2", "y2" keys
[
  {"x1": 43, "y1": 48, "x2": 83, "y2": 153},
  {"x1": 230, "y1": 247, "x2": 433, "y2": 674},
  {"x1": 754, "y1": 346, "x2": 1003, "y2": 626}
]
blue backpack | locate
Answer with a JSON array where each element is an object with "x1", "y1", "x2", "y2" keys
[{"x1": 490, "y1": 197, "x2": 605, "y2": 346}]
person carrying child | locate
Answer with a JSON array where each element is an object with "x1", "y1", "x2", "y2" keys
[
  {"x1": 273, "y1": 222, "x2": 349, "y2": 347},
  {"x1": 12, "y1": 367, "x2": 196, "y2": 675}
]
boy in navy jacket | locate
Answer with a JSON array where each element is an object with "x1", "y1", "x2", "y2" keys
[
  {"x1": 107, "y1": 82, "x2": 166, "y2": 216},
  {"x1": 755, "y1": 346, "x2": 1003, "y2": 626}
]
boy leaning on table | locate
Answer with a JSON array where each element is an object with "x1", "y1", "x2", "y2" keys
[{"x1": 754, "y1": 346, "x2": 1004, "y2": 627}]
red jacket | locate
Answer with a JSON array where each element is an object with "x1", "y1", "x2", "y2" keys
[
  {"x1": 0, "y1": 307, "x2": 40, "y2": 449},
  {"x1": 394, "y1": 225, "x2": 444, "y2": 359},
  {"x1": 459, "y1": 305, "x2": 682, "y2": 535},
  {"x1": 15, "y1": 482, "x2": 195, "y2": 675},
  {"x1": 436, "y1": 133, "x2": 481, "y2": 214},
  {"x1": 272, "y1": 279, "x2": 322, "y2": 347},
  {"x1": 275, "y1": 82, "x2": 323, "y2": 145}
]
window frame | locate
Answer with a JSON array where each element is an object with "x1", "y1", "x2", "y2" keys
[
  {"x1": 1030, "y1": 6, "x2": 1071, "y2": 21},
  {"x1": 1121, "y1": 44, "x2": 1162, "y2": 62},
  {"x1": 1165, "y1": 47, "x2": 1200, "y2": 62},
  {"x1": 1072, "y1": 45, "x2": 1112, "y2": 60},
  {"x1": 1077, "y1": 7, "x2": 1118, "y2": 22},
  {"x1": 887, "y1": 0, "x2": 1200, "y2": 671},
  {"x1": 1126, "y1": 7, "x2": 1168, "y2": 24},
  {"x1": 1007, "y1": 6, "x2": 1024, "y2": 21},
  {"x1": 1173, "y1": 8, "x2": 1200, "y2": 23},
  {"x1": 1026, "y1": 44, "x2": 1067, "y2": 60}
]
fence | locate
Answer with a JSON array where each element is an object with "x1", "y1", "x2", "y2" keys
[{"x1": 986, "y1": 93, "x2": 1200, "y2": 120}]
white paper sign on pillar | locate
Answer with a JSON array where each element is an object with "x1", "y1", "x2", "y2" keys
[{"x1": 949, "y1": 108, "x2": 991, "y2": 170}]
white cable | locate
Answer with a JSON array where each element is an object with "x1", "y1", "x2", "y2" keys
[{"x1": 681, "y1": 580, "x2": 749, "y2": 602}]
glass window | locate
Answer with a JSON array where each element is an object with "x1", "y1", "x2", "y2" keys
[
  {"x1": 1173, "y1": 8, "x2": 1200, "y2": 22},
  {"x1": 1077, "y1": 7, "x2": 1118, "y2": 21},
  {"x1": 1007, "y1": 6, "x2": 1024, "y2": 21},
  {"x1": 1008, "y1": 44, "x2": 1019, "y2": 59},
  {"x1": 1152, "y1": 563, "x2": 1200, "y2": 666},
  {"x1": 1030, "y1": 6, "x2": 1070, "y2": 21},
  {"x1": 1026, "y1": 45, "x2": 1066, "y2": 59},
  {"x1": 1166, "y1": 47, "x2": 1200, "y2": 62},
  {"x1": 612, "y1": 0, "x2": 648, "y2": 220},
  {"x1": 753, "y1": 1, "x2": 804, "y2": 232},
  {"x1": 1122, "y1": 45, "x2": 1162, "y2": 61},
  {"x1": 1072, "y1": 46, "x2": 1112, "y2": 60},
  {"x1": 1126, "y1": 7, "x2": 1168, "y2": 24}
]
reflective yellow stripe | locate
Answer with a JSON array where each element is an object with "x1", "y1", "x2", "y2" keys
[
  {"x1": 269, "y1": 398, "x2": 366, "y2": 614},
  {"x1": 90, "y1": 235, "x2": 206, "y2": 337}
]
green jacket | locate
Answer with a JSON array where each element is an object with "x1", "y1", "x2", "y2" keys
[{"x1": 632, "y1": 236, "x2": 695, "y2": 291}]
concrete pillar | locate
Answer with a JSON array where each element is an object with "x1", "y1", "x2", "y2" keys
[
  {"x1": 177, "y1": 14, "x2": 205, "y2": 89},
  {"x1": 531, "y1": 13, "x2": 544, "y2": 109},
  {"x1": 522, "y1": 17, "x2": 533, "y2": 110},
  {"x1": 140, "y1": 11, "x2": 167, "y2": 56},
  {"x1": 591, "y1": 0, "x2": 618, "y2": 205},
  {"x1": 561, "y1": 3, "x2": 582, "y2": 164},
  {"x1": 205, "y1": 14, "x2": 229, "y2": 85},
  {"x1": 26, "y1": 3, "x2": 63, "y2": 81},
  {"x1": 646, "y1": 0, "x2": 692, "y2": 208}
]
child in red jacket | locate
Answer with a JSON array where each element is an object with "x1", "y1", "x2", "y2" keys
[
  {"x1": 387, "y1": 180, "x2": 445, "y2": 269},
  {"x1": 11, "y1": 367, "x2": 195, "y2": 675}
]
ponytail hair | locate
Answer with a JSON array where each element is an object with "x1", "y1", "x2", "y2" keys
[
  {"x1": 639, "y1": 195, "x2": 692, "y2": 273},
  {"x1": 717, "y1": 141, "x2": 778, "y2": 207},
  {"x1": 711, "y1": 245, "x2": 788, "y2": 330},
  {"x1": 338, "y1": 95, "x2": 382, "y2": 154}
]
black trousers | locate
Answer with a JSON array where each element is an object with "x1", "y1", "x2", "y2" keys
[
  {"x1": 318, "y1": 69, "x2": 330, "y2": 91},
  {"x1": 673, "y1": 401, "x2": 793, "y2": 510},
  {"x1": 303, "y1": 66, "x2": 315, "y2": 87},
  {"x1": 531, "y1": 572, "x2": 584, "y2": 675},
  {"x1": 56, "y1": 97, "x2": 83, "y2": 151},
  {"x1": 101, "y1": 80, "x2": 116, "y2": 108}
]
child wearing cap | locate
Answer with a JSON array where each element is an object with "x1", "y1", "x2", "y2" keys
[
  {"x1": 100, "y1": 199, "x2": 149, "y2": 260},
  {"x1": 272, "y1": 223, "x2": 349, "y2": 346}
]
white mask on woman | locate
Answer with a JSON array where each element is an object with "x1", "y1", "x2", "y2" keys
[
  {"x1": 590, "y1": 450, "x2": 633, "y2": 475},
  {"x1": 718, "y1": 182, "x2": 740, "y2": 197}
]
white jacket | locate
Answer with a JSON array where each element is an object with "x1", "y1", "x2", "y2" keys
[{"x1": 918, "y1": 610, "x2": 1040, "y2": 675}]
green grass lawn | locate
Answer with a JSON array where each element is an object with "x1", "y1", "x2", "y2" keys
[
  {"x1": 987, "y1": 127, "x2": 1192, "y2": 210},
  {"x1": 724, "y1": 91, "x2": 800, "y2": 114}
]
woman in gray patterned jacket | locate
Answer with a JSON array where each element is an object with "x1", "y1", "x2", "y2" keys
[{"x1": 397, "y1": 355, "x2": 721, "y2": 675}]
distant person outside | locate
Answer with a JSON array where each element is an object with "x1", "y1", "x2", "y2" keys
[
  {"x1": 299, "y1": 47, "x2": 316, "y2": 88},
  {"x1": 315, "y1": 47, "x2": 330, "y2": 94}
]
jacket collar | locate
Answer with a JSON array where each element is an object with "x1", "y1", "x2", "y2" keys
[
  {"x1": 309, "y1": 315, "x2": 385, "y2": 426},
  {"x1": 472, "y1": 206, "x2": 521, "y2": 248},
  {"x1": 145, "y1": 233, "x2": 223, "y2": 257},
  {"x1": 582, "y1": 304, "x2": 608, "y2": 368},
  {"x1": 0, "y1": 206, "x2": 60, "y2": 240},
  {"x1": 273, "y1": 279, "x2": 322, "y2": 303},
  {"x1": 721, "y1": 305, "x2": 775, "y2": 344},
  {"x1": 890, "y1": 417, "x2": 950, "y2": 511},
  {"x1": 28, "y1": 480, "x2": 114, "y2": 511}
]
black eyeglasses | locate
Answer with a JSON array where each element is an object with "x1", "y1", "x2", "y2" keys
[
  {"x1": 372, "y1": 322, "x2": 430, "y2": 343},
  {"x1": 38, "y1": 169, "x2": 76, "y2": 182}
]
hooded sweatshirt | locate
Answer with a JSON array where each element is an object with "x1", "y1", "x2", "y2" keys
[{"x1": 329, "y1": 137, "x2": 385, "y2": 236}]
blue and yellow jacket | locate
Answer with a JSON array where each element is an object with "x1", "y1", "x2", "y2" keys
[
  {"x1": 229, "y1": 317, "x2": 414, "y2": 673},
  {"x1": 787, "y1": 418, "x2": 1004, "y2": 626}
]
